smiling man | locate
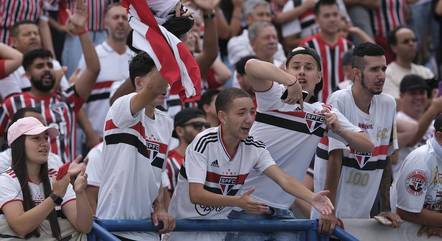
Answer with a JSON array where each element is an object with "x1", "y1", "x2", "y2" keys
[{"x1": 168, "y1": 88, "x2": 334, "y2": 241}]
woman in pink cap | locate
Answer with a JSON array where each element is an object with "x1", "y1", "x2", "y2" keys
[{"x1": 0, "y1": 117, "x2": 93, "y2": 240}]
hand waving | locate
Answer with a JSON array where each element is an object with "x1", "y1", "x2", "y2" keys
[{"x1": 66, "y1": 0, "x2": 88, "y2": 35}]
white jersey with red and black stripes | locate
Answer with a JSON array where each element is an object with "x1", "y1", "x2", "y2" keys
[
  {"x1": 77, "y1": 41, "x2": 134, "y2": 135},
  {"x1": 0, "y1": 0, "x2": 45, "y2": 44},
  {"x1": 168, "y1": 126, "x2": 275, "y2": 221},
  {"x1": 240, "y1": 83, "x2": 360, "y2": 210},
  {"x1": 314, "y1": 88, "x2": 398, "y2": 218},
  {"x1": 369, "y1": 0, "x2": 406, "y2": 39},
  {"x1": 96, "y1": 93, "x2": 172, "y2": 241},
  {"x1": 0, "y1": 87, "x2": 84, "y2": 163},
  {"x1": 301, "y1": 34, "x2": 353, "y2": 102}
]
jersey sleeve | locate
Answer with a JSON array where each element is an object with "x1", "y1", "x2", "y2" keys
[
  {"x1": 106, "y1": 93, "x2": 140, "y2": 128},
  {"x1": 0, "y1": 175, "x2": 22, "y2": 209},
  {"x1": 327, "y1": 107, "x2": 362, "y2": 152},
  {"x1": 184, "y1": 142, "x2": 208, "y2": 184},
  {"x1": 395, "y1": 152, "x2": 430, "y2": 213},
  {"x1": 254, "y1": 148, "x2": 276, "y2": 173},
  {"x1": 255, "y1": 82, "x2": 291, "y2": 112},
  {"x1": 64, "y1": 85, "x2": 85, "y2": 113},
  {"x1": 61, "y1": 184, "x2": 76, "y2": 206},
  {"x1": 85, "y1": 144, "x2": 104, "y2": 188}
]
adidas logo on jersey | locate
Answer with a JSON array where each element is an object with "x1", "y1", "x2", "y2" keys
[{"x1": 211, "y1": 160, "x2": 219, "y2": 168}]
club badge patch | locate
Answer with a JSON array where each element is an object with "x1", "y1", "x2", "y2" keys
[
  {"x1": 305, "y1": 113, "x2": 325, "y2": 133},
  {"x1": 406, "y1": 170, "x2": 427, "y2": 196}
]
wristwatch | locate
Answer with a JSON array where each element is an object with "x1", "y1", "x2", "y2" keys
[{"x1": 50, "y1": 193, "x2": 63, "y2": 205}]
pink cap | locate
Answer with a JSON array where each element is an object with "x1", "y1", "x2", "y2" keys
[{"x1": 7, "y1": 117, "x2": 59, "y2": 146}]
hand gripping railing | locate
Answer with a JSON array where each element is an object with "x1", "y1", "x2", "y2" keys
[{"x1": 88, "y1": 219, "x2": 359, "y2": 241}]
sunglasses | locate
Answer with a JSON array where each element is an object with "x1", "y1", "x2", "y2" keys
[{"x1": 182, "y1": 122, "x2": 211, "y2": 130}]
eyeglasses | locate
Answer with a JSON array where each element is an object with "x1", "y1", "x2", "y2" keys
[{"x1": 182, "y1": 122, "x2": 211, "y2": 131}]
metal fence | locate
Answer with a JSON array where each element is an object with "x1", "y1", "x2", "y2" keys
[{"x1": 88, "y1": 218, "x2": 360, "y2": 241}]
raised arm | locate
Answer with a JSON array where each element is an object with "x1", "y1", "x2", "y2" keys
[
  {"x1": 245, "y1": 59, "x2": 304, "y2": 105},
  {"x1": 68, "y1": 0, "x2": 100, "y2": 101},
  {"x1": 194, "y1": 2, "x2": 219, "y2": 79},
  {"x1": 130, "y1": 70, "x2": 168, "y2": 115},
  {"x1": 273, "y1": 0, "x2": 316, "y2": 24},
  {"x1": 0, "y1": 43, "x2": 23, "y2": 78}
]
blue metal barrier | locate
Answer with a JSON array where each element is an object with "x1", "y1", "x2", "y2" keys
[{"x1": 89, "y1": 219, "x2": 359, "y2": 241}]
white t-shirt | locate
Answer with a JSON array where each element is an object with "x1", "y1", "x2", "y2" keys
[
  {"x1": 0, "y1": 60, "x2": 69, "y2": 98},
  {"x1": 96, "y1": 93, "x2": 173, "y2": 241},
  {"x1": 168, "y1": 127, "x2": 275, "y2": 241},
  {"x1": 227, "y1": 30, "x2": 286, "y2": 65},
  {"x1": 394, "y1": 111, "x2": 434, "y2": 180},
  {"x1": 85, "y1": 142, "x2": 170, "y2": 189},
  {"x1": 384, "y1": 62, "x2": 434, "y2": 99},
  {"x1": 78, "y1": 41, "x2": 134, "y2": 136},
  {"x1": 241, "y1": 83, "x2": 360, "y2": 209},
  {"x1": 0, "y1": 166, "x2": 76, "y2": 216},
  {"x1": 0, "y1": 149, "x2": 63, "y2": 174},
  {"x1": 395, "y1": 138, "x2": 442, "y2": 213},
  {"x1": 314, "y1": 88, "x2": 398, "y2": 218}
]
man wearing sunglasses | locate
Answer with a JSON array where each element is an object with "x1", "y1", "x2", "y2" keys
[
  {"x1": 166, "y1": 108, "x2": 210, "y2": 193},
  {"x1": 383, "y1": 26, "x2": 435, "y2": 101}
]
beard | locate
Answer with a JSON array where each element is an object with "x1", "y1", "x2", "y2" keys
[
  {"x1": 30, "y1": 72, "x2": 55, "y2": 92},
  {"x1": 361, "y1": 73, "x2": 382, "y2": 95}
]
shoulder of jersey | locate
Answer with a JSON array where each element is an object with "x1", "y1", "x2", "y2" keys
[
  {"x1": 193, "y1": 128, "x2": 219, "y2": 154},
  {"x1": 2, "y1": 168, "x2": 16, "y2": 178},
  {"x1": 241, "y1": 136, "x2": 266, "y2": 149},
  {"x1": 376, "y1": 93, "x2": 396, "y2": 106}
]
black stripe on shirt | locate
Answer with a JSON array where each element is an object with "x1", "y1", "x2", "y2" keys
[
  {"x1": 203, "y1": 186, "x2": 239, "y2": 196},
  {"x1": 104, "y1": 133, "x2": 163, "y2": 169},
  {"x1": 87, "y1": 92, "x2": 110, "y2": 102},
  {"x1": 342, "y1": 157, "x2": 388, "y2": 171},
  {"x1": 255, "y1": 112, "x2": 325, "y2": 137},
  {"x1": 316, "y1": 146, "x2": 329, "y2": 160},
  {"x1": 195, "y1": 132, "x2": 218, "y2": 153}
]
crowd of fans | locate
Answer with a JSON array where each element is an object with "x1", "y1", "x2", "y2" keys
[{"x1": 0, "y1": 0, "x2": 442, "y2": 240}]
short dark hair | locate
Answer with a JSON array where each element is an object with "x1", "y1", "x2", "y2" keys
[
  {"x1": 198, "y1": 89, "x2": 220, "y2": 111},
  {"x1": 129, "y1": 52, "x2": 156, "y2": 86},
  {"x1": 352, "y1": 42, "x2": 385, "y2": 70},
  {"x1": 22, "y1": 48, "x2": 53, "y2": 71},
  {"x1": 387, "y1": 26, "x2": 410, "y2": 47},
  {"x1": 215, "y1": 88, "x2": 251, "y2": 113},
  {"x1": 235, "y1": 55, "x2": 256, "y2": 75},
  {"x1": 314, "y1": 0, "x2": 337, "y2": 15},
  {"x1": 11, "y1": 20, "x2": 37, "y2": 38}
]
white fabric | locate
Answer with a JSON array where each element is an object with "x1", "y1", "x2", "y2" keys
[
  {"x1": 168, "y1": 127, "x2": 275, "y2": 241},
  {"x1": 0, "y1": 166, "x2": 76, "y2": 211},
  {"x1": 314, "y1": 88, "x2": 398, "y2": 219},
  {"x1": 97, "y1": 93, "x2": 172, "y2": 241},
  {"x1": 148, "y1": 0, "x2": 179, "y2": 25},
  {"x1": 77, "y1": 41, "x2": 134, "y2": 136},
  {"x1": 0, "y1": 60, "x2": 69, "y2": 98},
  {"x1": 241, "y1": 83, "x2": 360, "y2": 209},
  {"x1": 227, "y1": 30, "x2": 286, "y2": 65},
  {"x1": 384, "y1": 62, "x2": 434, "y2": 99},
  {"x1": 85, "y1": 142, "x2": 104, "y2": 188},
  {"x1": 395, "y1": 138, "x2": 442, "y2": 213},
  {"x1": 393, "y1": 111, "x2": 434, "y2": 180},
  {"x1": 0, "y1": 149, "x2": 63, "y2": 174}
]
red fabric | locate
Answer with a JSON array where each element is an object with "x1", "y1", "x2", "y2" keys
[
  {"x1": 121, "y1": 0, "x2": 201, "y2": 103},
  {"x1": 0, "y1": 59, "x2": 5, "y2": 78}
]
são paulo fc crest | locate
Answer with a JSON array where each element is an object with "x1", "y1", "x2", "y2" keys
[
  {"x1": 219, "y1": 176, "x2": 237, "y2": 195},
  {"x1": 353, "y1": 151, "x2": 372, "y2": 168},
  {"x1": 406, "y1": 170, "x2": 427, "y2": 196},
  {"x1": 305, "y1": 113, "x2": 325, "y2": 133}
]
